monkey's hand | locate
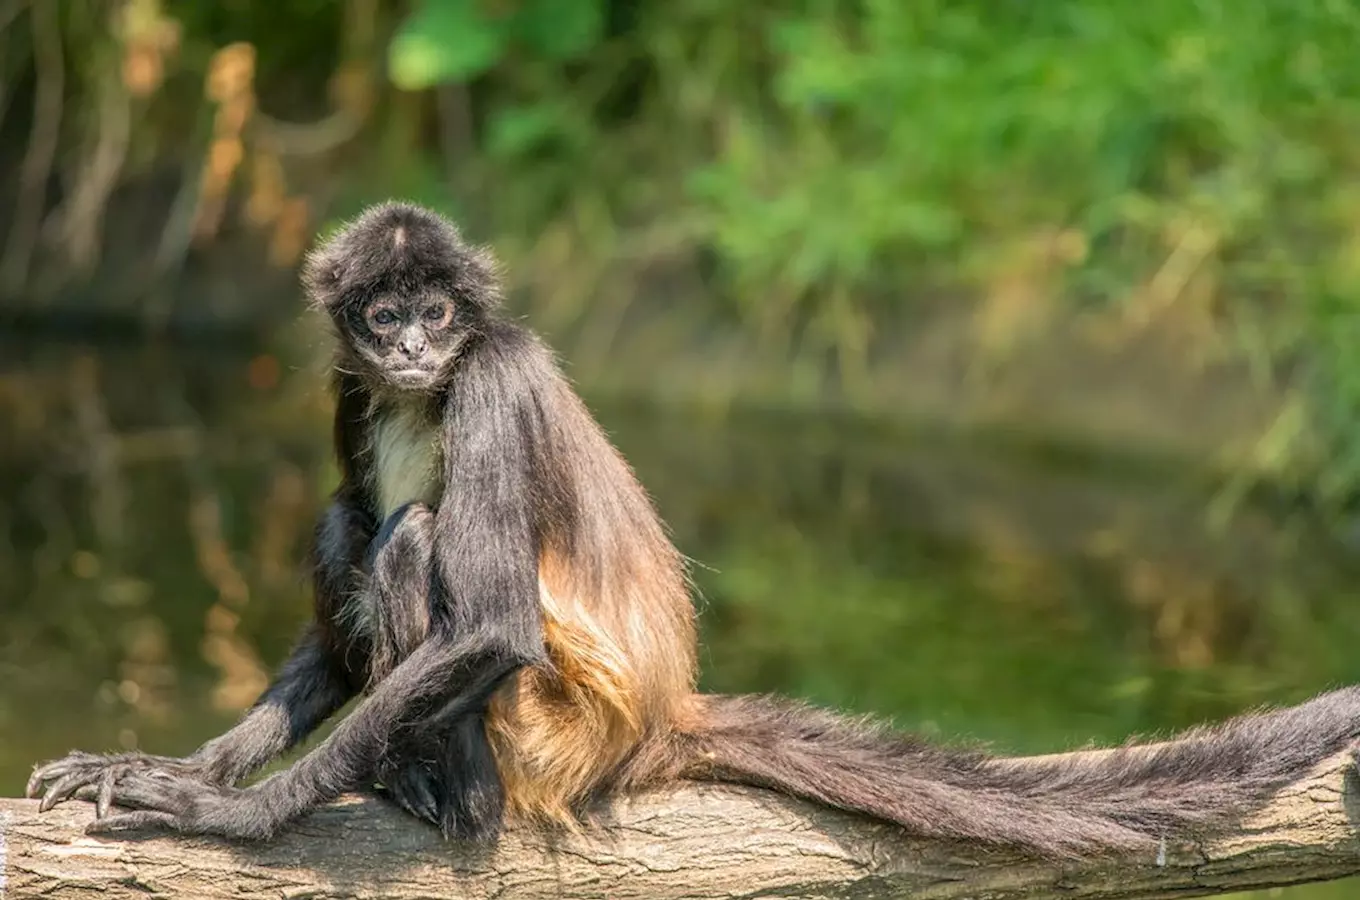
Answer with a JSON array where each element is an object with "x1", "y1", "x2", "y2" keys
[
  {"x1": 27, "y1": 751, "x2": 215, "y2": 816},
  {"x1": 83, "y1": 771, "x2": 281, "y2": 841}
]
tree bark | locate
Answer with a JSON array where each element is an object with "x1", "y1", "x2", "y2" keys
[{"x1": 3, "y1": 749, "x2": 1359, "y2": 899}]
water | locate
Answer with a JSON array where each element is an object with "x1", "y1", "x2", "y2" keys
[{"x1": 2, "y1": 338, "x2": 1359, "y2": 898}]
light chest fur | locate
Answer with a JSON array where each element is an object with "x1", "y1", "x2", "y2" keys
[
  {"x1": 368, "y1": 399, "x2": 445, "y2": 521},
  {"x1": 343, "y1": 399, "x2": 444, "y2": 640}
]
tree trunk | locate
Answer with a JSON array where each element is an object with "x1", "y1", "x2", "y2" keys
[{"x1": 4, "y1": 749, "x2": 1359, "y2": 899}]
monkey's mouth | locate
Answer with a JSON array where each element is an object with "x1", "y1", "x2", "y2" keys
[{"x1": 387, "y1": 367, "x2": 440, "y2": 389}]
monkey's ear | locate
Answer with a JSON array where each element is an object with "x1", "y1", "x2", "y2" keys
[
  {"x1": 301, "y1": 245, "x2": 345, "y2": 310},
  {"x1": 456, "y1": 243, "x2": 507, "y2": 310}
]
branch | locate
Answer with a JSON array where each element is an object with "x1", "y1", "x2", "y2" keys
[{"x1": 5, "y1": 747, "x2": 1360, "y2": 900}]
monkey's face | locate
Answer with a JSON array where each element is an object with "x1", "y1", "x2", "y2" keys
[{"x1": 349, "y1": 292, "x2": 464, "y2": 392}]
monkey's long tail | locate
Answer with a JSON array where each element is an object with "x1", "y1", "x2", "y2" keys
[{"x1": 671, "y1": 688, "x2": 1360, "y2": 856}]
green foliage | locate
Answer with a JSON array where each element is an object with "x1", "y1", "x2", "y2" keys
[
  {"x1": 689, "y1": 3, "x2": 1359, "y2": 293},
  {"x1": 25, "y1": 0, "x2": 1360, "y2": 510},
  {"x1": 506, "y1": 0, "x2": 1360, "y2": 511},
  {"x1": 513, "y1": 0, "x2": 604, "y2": 61},
  {"x1": 389, "y1": 0, "x2": 508, "y2": 89},
  {"x1": 388, "y1": 0, "x2": 603, "y2": 89}
]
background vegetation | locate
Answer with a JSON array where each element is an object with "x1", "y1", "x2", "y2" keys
[{"x1": 5, "y1": 0, "x2": 1360, "y2": 510}]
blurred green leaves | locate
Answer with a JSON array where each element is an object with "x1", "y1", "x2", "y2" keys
[
  {"x1": 32, "y1": 0, "x2": 1360, "y2": 512},
  {"x1": 376, "y1": 0, "x2": 1360, "y2": 510},
  {"x1": 389, "y1": 0, "x2": 507, "y2": 89},
  {"x1": 515, "y1": 0, "x2": 604, "y2": 61},
  {"x1": 389, "y1": 0, "x2": 604, "y2": 90},
  {"x1": 661, "y1": 1, "x2": 1360, "y2": 506}
]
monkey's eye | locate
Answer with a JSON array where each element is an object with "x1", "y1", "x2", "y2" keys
[
  {"x1": 368, "y1": 307, "x2": 399, "y2": 330},
  {"x1": 422, "y1": 301, "x2": 452, "y2": 327}
]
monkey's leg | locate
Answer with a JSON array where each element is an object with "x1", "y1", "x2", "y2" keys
[
  {"x1": 363, "y1": 500, "x2": 447, "y2": 826},
  {"x1": 364, "y1": 501, "x2": 436, "y2": 678},
  {"x1": 349, "y1": 501, "x2": 511, "y2": 840},
  {"x1": 86, "y1": 632, "x2": 530, "y2": 840},
  {"x1": 27, "y1": 626, "x2": 352, "y2": 815},
  {"x1": 313, "y1": 491, "x2": 380, "y2": 639}
]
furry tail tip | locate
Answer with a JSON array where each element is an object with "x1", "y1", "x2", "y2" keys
[{"x1": 677, "y1": 688, "x2": 1360, "y2": 857}]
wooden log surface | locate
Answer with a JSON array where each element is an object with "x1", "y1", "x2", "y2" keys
[{"x1": 3, "y1": 749, "x2": 1359, "y2": 899}]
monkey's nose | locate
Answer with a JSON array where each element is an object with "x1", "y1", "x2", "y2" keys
[{"x1": 398, "y1": 337, "x2": 428, "y2": 358}]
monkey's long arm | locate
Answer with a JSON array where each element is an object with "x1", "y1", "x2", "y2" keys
[
  {"x1": 26, "y1": 626, "x2": 353, "y2": 814},
  {"x1": 429, "y1": 327, "x2": 545, "y2": 656},
  {"x1": 29, "y1": 471, "x2": 378, "y2": 811},
  {"x1": 181, "y1": 466, "x2": 380, "y2": 786},
  {"x1": 192, "y1": 627, "x2": 355, "y2": 784},
  {"x1": 81, "y1": 629, "x2": 532, "y2": 839}
]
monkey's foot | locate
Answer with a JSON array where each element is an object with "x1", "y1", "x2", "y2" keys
[
  {"x1": 27, "y1": 751, "x2": 208, "y2": 817},
  {"x1": 375, "y1": 760, "x2": 503, "y2": 841},
  {"x1": 376, "y1": 764, "x2": 442, "y2": 827},
  {"x1": 82, "y1": 771, "x2": 278, "y2": 841}
]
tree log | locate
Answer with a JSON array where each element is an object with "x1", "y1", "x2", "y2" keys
[{"x1": 3, "y1": 749, "x2": 1360, "y2": 899}]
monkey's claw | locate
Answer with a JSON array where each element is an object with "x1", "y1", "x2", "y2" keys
[
  {"x1": 27, "y1": 751, "x2": 208, "y2": 812},
  {"x1": 378, "y1": 764, "x2": 442, "y2": 826}
]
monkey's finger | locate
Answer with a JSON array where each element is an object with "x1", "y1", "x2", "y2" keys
[
  {"x1": 384, "y1": 781, "x2": 438, "y2": 822},
  {"x1": 105, "y1": 773, "x2": 192, "y2": 814},
  {"x1": 40, "y1": 772, "x2": 98, "y2": 812},
  {"x1": 25, "y1": 767, "x2": 48, "y2": 798},
  {"x1": 26, "y1": 755, "x2": 90, "y2": 798},
  {"x1": 97, "y1": 767, "x2": 121, "y2": 819},
  {"x1": 85, "y1": 810, "x2": 180, "y2": 835},
  {"x1": 31, "y1": 755, "x2": 105, "y2": 788},
  {"x1": 411, "y1": 777, "x2": 440, "y2": 821}
]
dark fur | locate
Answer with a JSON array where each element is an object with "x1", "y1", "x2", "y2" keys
[
  {"x1": 675, "y1": 689, "x2": 1360, "y2": 853},
  {"x1": 27, "y1": 201, "x2": 1360, "y2": 857},
  {"x1": 27, "y1": 204, "x2": 544, "y2": 841}
]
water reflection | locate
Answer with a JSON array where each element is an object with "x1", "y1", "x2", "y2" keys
[{"x1": 2, "y1": 339, "x2": 1358, "y2": 898}]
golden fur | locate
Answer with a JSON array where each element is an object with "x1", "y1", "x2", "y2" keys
[{"x1": 485, "y1": 380, "x2": 697, "y2": 825}]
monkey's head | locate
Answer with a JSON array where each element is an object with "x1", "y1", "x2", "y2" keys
[{"x1": 302, "y1": 201, "x2": 502, "y2": 393}]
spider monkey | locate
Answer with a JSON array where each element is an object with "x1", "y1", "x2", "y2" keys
[{"x1": 27, "y1": 201, "x2": 1360, "y2": 856}]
